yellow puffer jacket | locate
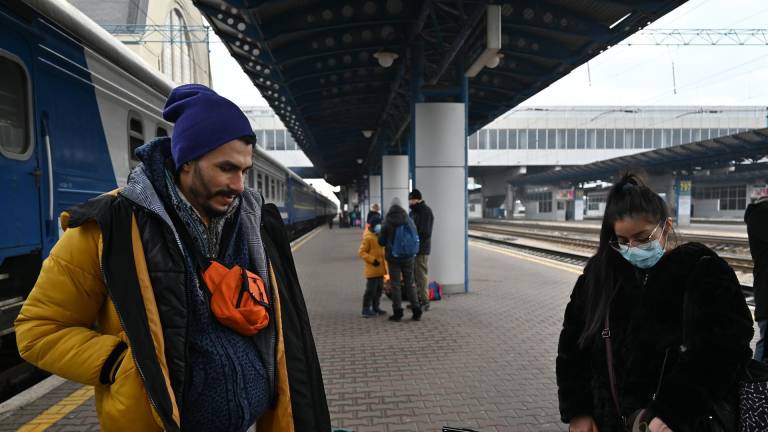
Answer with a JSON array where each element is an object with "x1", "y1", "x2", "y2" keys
[
  {"x1": 15, "y1": 208, "x2": 298, "y2": 431},
  {"x1": 358, "y1": 229, "x2": 388, "y2": 278},
  {"x1": 15, "y1": 215, "x2": 168, "y2": 431}
]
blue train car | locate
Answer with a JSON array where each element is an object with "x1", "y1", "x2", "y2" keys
[{"x1": 0, "y1": 0, "x2": 335, "y2": 334}]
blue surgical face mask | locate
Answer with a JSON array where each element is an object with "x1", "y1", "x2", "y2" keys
[{"x1": 619, "y1": 240, "x2": 665, "y2": 269}]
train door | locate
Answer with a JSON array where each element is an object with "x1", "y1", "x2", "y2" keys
[{"x1": 0, "y1": 48, "x2": 42, "y2": 263}]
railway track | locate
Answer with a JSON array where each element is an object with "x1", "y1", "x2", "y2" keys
[
  {"x1": 472, "y1": 220, "x2": 750, "y2": 248},
  {"x1": 468, "y1": 227, "x2": 755, "y2": 305},
  {"x1": 469, "y1": 221, "x2": 754, "y2": 273}
]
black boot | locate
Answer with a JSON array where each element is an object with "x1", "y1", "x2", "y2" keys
[
  {"x1": 388, "y1": 307, "x2": 404, "y2": 322},
  {"x1": 411, "y1": 306, "x2": 423, "y2": 321}
]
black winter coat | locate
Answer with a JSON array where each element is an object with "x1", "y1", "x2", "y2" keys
[
  {"x1": 409, "y1": 201, "x2": 434, "y2": 255},
  {"x1": 745, "y1": 199, "x2": 768, "y2": 321},
  {"x1": 366, "y1": 210, "x2": 382, "y2": 227},
  {"x1": 557, "y1": 243, "x2": 753, "y2": 432}
]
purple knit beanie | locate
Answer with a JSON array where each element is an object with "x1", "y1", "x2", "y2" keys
[{"x1": 163, "y1": 84, "x2": 255, "y2": 169}]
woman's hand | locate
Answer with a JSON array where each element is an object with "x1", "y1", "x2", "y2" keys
[
  {"x1": 569, "y1": 416, "x2": 599, "y2": 432},
  {"x1": 649, "y1": 417, "x2": 673, "y2": 432}
]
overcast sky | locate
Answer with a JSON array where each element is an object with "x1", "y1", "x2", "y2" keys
[{"x1": 210, "y1": 0, "x2": 768, "y2": 108}]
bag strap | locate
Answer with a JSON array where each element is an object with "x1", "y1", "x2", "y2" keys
[
  {"x1": 603, "y1": 310, "x2": 626, "y2": 427},
  {"x1": 652, "y1": 348, "x2": 670, "y2": 401}
]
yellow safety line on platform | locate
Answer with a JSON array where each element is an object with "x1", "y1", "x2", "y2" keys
[
  {"x1": 291, "y1": 227, "x2": 323, "y2": 252},
  {"x1": 470, "y1": 241, "x2": 583, "y2": 275},
  {"x1": 18, "y1": 385, "x2": 94, "y2": 432}
]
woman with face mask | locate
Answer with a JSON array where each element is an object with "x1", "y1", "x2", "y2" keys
[{"x1": 557, "y1": 173, "x2": 754, "y2": 432}]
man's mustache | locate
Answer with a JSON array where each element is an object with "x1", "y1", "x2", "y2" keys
[{"x1": 213, "y1": 190, "x2": 240, "y2": 199}]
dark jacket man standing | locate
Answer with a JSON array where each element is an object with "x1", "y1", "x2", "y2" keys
[
  {"x1": 15, "y1": 84, "x2": 330, "y2": 431},
  {"x1": 746, "y1": 196, "x2": 768, "y2": 363},
  {"x1": 408, "y1": 189, "x2": 434, "y2": 309}
]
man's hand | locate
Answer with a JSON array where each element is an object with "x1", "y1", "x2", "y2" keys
[{"x1": 569, "y1": 416, "x2": 599, "y2": 432}]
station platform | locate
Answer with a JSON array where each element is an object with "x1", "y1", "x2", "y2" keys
[{"x1": 0, "y1": 226, "x2": 758, "y2": 431}]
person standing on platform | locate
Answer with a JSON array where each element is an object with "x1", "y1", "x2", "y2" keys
[
  {"x1": 358, "y1": 223, "x2": 388, "y2": 317},
  {"x1": 378, "y1": 197, "x2": 422, "y2": 321},
  {"x1": 349, "y1": 209, "x2": 357, "y2": 229},
  {"x1": 367, "y1": 203, "x2": 382, "y2": 228},
  {"x1": 746, "y1": 195, "x2": 768, "y2": 363},
  {"x1": 15, "y1": 84, "x2": 330, "y2": 432},
  {"x1": 557, "y1": 173, "x2": 753, "y2": 432},
  {"x1": 409, "y1": 189, "x2": 434, "y2": 311}
]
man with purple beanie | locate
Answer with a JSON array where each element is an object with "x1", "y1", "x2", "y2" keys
[{"x1": 15, "y1": 84, "x2": 331, "y2": 432}]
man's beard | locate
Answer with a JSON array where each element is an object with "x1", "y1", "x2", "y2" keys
[{"x1": 191, "y1": 169, "x2": 239, "y2": 219}]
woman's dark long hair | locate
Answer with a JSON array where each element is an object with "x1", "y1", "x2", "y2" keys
[{"x1": 577, "y1": 173, "x2": 671, "y2": 348}]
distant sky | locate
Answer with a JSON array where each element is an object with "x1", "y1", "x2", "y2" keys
[{"x1": 210, "y1": 0, "x2": 768, "y2": 108}]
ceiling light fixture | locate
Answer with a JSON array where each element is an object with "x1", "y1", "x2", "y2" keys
[
  {"x1": 361, "y1": 130, "x2": 374, "y2": 138},
  {"x1": 373, "y1": 51, "x2": 398, "y2": 68},
  {"x1": 486, "y1": 53, "x2": 503, "y2": 69}
]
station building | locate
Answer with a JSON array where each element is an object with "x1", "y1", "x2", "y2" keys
[
  {"x1": 241, "y1": 105, "x2": 767, "y2": 223},
  {"x1": 467, "y1": 106, "x2": 768, "y2": 222},
  {"x1": 69, "y1": 0, "x2": 211, "y2": 86}
]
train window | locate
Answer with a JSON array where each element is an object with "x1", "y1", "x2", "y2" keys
[
  {"x1": 156, "y1": 126, "x2": 168, "y2": 137},
  {"x1": 128, "y1": 113, "x2": 144, "y2": 163},
  {"x1": 0, "y1": 54, "x2": 31, "y2": 158}
]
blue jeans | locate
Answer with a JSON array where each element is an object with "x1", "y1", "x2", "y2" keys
[{"x1": 755, "y1": 320, "x2": 767, "y2": 363}]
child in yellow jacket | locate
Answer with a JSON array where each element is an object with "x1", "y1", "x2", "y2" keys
[{"x1": 358, "y1": 223, "x2": 388, "y2": 317}]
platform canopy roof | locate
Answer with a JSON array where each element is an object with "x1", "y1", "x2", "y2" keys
[
  {"x1": 515, "y1": 127, "x2": 768, "y2": 186},
  {"x1": 196, "y1": 0, "x2": 688, "y2": 184}
]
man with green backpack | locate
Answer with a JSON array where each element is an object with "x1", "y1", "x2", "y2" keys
[{"x1": 378, "y1": 197, "x2": 422, "y2": 321}]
